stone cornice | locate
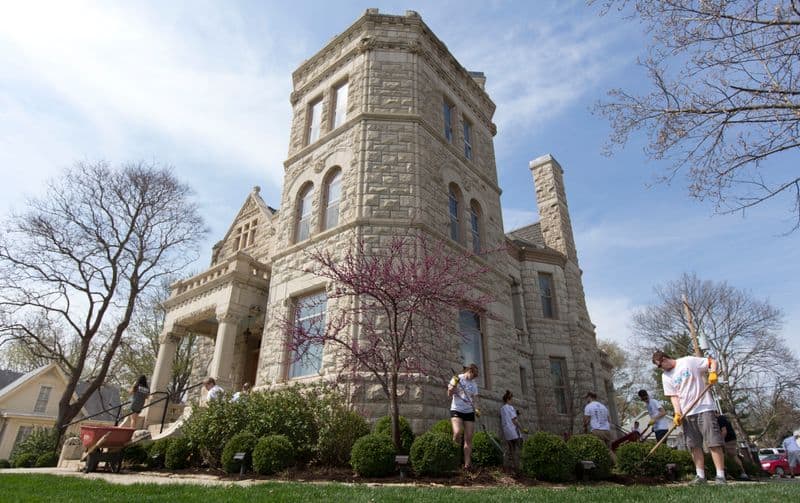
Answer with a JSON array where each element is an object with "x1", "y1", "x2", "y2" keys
[
  {"x1": 164, "y1": 254, "x2": 270, "y2": 309},
  {"x1": 506, "y1": 238, "x2": 568, "y2": 268}
]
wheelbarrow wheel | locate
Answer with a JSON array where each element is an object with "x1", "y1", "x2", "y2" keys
[{"x1": 85, "y1": 452, "x2": 99, "y2": 473}]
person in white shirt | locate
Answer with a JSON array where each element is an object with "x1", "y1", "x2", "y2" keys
[
  {"x1": 447, "y1": 363, "x2": 480, "y2": 470},
  {"x1": 203, "y1": 377, "x2": 225, "y2": 402},
  {"x1": 638, "y1": 389, "x2": 671, "y2": 441},
  {"x1": 500, "y1": 390, "x2": 522, "y2": 471},
  {"x1": 653, "y1": 349, "x2": 725, "y2": 485},
  {"x1": 782, "y1": 431, "x2": 800, "y2": 477},
  {"x1": 232, "y1": 382, "x2": 251, "y2": 402},
  {"x1": 583, "y1": 391, "x2": 616, "y2": 462}
]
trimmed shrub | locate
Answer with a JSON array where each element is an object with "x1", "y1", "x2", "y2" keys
[
  {"x1": 520, "y1": 432, "x2": 576, "y2": 482},
  {"x1": 10, "y1": 427, "x2": 57, "y2": 467},
  {"x1": 221, "y1": 432, "x2": 257, "y2": 474},
  {"x1": 373, "y1": 415, "x2": 414, "y2": 455},
  {"x1": 315, "y1": 410, "x2": 370, "y2": 467},
  {"x1": 350, "y1": 433, "x2": 396, "y2": 477},
  {"x1": 0, "y1": 459, "x2": 11, "y2": 468},
  {"x1": 252, "y1": 435, "x2": 294, "y2": 475},
  {"x1": 471, "y1": 431, "x2": 503, "y2": 468},
  {"x1": 183, "y1": 398, "x2": 249, "y2": 467},
  {"x1": 122, "y1": 444, "x2": 150, "y2": 467},
  {"x1": 245, "y1": 387, "x2": 318, "y2": 463},
  {"x1": 164, "y1": 437, "x2": 194, "y2": 470},
  {"x1": 670, "y1": 449, "x2": 695, "y2": 478},
  {"x1": 566, "y1": 434, "x2": 613, "y2": 480},
  {"x1": 34, "y1": 451, "x2": 59, "y2": 467},
  {"x1": 429, "y1": 419, "x2": 453, "y2": 437},
  {"x1": 12, "y1": 452, "x2": 37, "y2": 468},
  {"x1": 147, "y1": 438, "x2": 172, "y2": 469},
  {"x1": 409, "y1": 432, "x2": 459, "y2": 476},
  {"x1": 616, "y1": 441, "x2": 672, "y2": 478}
]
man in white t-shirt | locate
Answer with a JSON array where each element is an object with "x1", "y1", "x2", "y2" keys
[
  {"x1": 638, "y1": 389, "x2": 671, "y2": 441},
  {"x1": 583, "y1": 391, "x2": 616, "y2": 461},
  {"x1": 653, "y1": 350, "x2": 725, "y2": 485},
  {"x1": 203, "y1": 377, "x2": 225, "y2": 402}
]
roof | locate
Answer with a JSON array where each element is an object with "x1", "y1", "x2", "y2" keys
[
  {"x1": 0, "y1": 366, "x2": 44, "y2": 401},
  {"x1": 0, "y1": 369, "x2": 24, "y2": 391},
  {"x1": 506, "y1": 222, "x2": 545, "y2": 247}
]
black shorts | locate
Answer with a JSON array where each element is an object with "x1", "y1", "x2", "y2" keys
[{"x1": 450, "y1": 410, "x2": 475, "y2": 422}]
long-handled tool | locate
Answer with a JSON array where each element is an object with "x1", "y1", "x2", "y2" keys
[
  {"x1": 645, "y1": 382, "x2": 713, "y2": 458},
  {"x1": 449, "y1": 368, "x2": 504, "y2": 458}
]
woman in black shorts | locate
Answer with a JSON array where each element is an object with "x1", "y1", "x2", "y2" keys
[{"x1": 448, "y1": 363, "x2": 479, "y2": 470}]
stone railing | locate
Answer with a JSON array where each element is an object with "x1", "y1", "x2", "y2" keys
[{"x1": 171, "y1": 253, "x2": 269, "y2": 297}]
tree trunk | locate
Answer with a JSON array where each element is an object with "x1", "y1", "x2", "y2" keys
[{"x1": 390, "y1": 371, "x2": 400, "y2": 451}]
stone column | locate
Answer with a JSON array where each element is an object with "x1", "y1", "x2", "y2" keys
[
  {"x1": 144, "y1": 330, "x2": 181, "y2": 426},
  {"x1": 208, "y1": 312, "x2": 239, "y2": 391}
]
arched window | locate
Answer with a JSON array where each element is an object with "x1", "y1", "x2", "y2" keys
[
  {"x1": 295, "y1": 183, "x2": 314, "y2": 242},
  {"x1": 323, "y1": 169, "x2": 342, "y2": 230},
  {"x1": 448, "y1": 183, "x2": 463, "y2": 243},
  {"x1": 469, "y1": 200, "x2": 481, "y2": 254}
]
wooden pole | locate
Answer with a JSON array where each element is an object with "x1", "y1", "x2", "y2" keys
[{"x1": 682, "y1": 294, "x2": 702, "y2": 357}]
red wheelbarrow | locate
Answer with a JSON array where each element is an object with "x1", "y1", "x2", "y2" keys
[{"x1": 80, "y1": 425, "x2": 136, "y2": 473}]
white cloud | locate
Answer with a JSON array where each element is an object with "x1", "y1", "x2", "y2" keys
[
  {"x1": 502, "y1": 207, "x2": 539, "y2": 232},
  {"x1": 586, "y1": 294, "x2": 641, "y2": 347}
]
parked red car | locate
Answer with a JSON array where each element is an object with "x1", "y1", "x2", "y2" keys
[{"x1": 760, "y1": 453, "x2": 792, "y2": 477}]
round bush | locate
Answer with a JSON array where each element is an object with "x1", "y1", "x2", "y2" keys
[
  {"x1": 183, "y1": 398, "x2": 249, "y2": 467},
  {"x1": 0, "y1": 459, "x2": 11, "y2": 468},
  {"x1": 147, "y1": 438, "x2": 172, "y2": 469},
  {"x1": 429, "y1": 419, "x2": 453, "y2": 437},
  {"x1": 472, "y1": 431, "x2": 503, "y2": 468},
  {"x1": 164, "y1": 437, "x2": 194, "y2": 470},
  {"x1": 566, "y1": 434, "x2": 613, "y2": 480},
  {"x1": 315, "y1": 410, "x2": 370, "y2": 467},
  {"x1": 12, "y1": 452, "x2": 37, "y2": 468},
  {"x1": 373, "y1": 415, "x2": 415, "y2": 455},
  {"x1": 350, "y1": 433, "x2": 396, "y2": 477},
  {"x1": 410, "y1": 432, "x2": 459, "y2": 476},
  {"x1": 616, "y1": 441, "x2": 672, "y2": 478},
  {"x1": 521, "y1": 432, "x2": 576, "y2": 482},
  {"x1": 34, "y1": 451, "x2": 59, "y2": 467},
  {"x1": 253, "y1": 435, "x2": 295, "y2": 475},
  {"x1": 670, "y1": 449, "x2": 694, "y2": 478},
  {"x1": 244, "y1": 388, "x2": 318, "y2": 464},
  {"x1": 221, "y1": 432, "x2": 257, "y2": 474},
  {"x1": 122, "y1": 444, "x2": 149, "y2": 467}
]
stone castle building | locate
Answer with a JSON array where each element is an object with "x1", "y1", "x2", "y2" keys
[{"x1": 145, "y1": 9, "x2": 616, "y2": 435}]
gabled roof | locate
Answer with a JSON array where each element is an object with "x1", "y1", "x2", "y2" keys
[
  {"x1": 0, "y1": 369, "x2": 23, "y2": 390},
  {"x1": 506, "y1": 222, "x2": 545, "y2": 248},
  {"x1": 0, "y1": 366, "x2": 44, "y2": 401}
]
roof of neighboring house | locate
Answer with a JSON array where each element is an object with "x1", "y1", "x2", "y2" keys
[{"x1": 0, "y1": 365, "x2": 121, "y2": 423}]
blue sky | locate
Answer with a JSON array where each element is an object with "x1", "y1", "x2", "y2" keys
[{"x1": 1, "y1": 1, "x2": 797, "y2": 352}]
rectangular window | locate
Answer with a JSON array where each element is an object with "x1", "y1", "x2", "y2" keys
[
  {"x1": 463, "y1": 119, "x2": 472, "y2": 159},
  {"x1": 511, "y1": 284, "x2": 525, "y2": 330},
  {"x1": 288, "y1": 292, "x2": 327, "y2": 378},
  {"x1": 33, "y1": 385, "x2": 52, "y2": 414},
  {"x1": 470, "y1": 207, "x2": 480, "y2": 254},
  {"x1": 519, "y1": 366, "x2": 528, "y2": 395},
  {"x1": 538, "y1": 273, "x2": 556, "y2": 319},
  {"x1": 332, "y1": 81, "x2": 349, "y2": 128},
  {"x1": 13, "y1": 426, "x2": 33, "y2": 450},
  {"x1": 307, "y1": 99, "x2": 322, "y2": 144},
  {"x1": 449, "y1": 191, "x2": 459, "y2": 242},
  {"x1": 458, "y1": 310, "x2": 484, "y2": 385},
  {"x1": 549, "y1": 357, "x2": 568, "y2": 414},
  {"x1": 443, "y1": 99, "x2": 454, "y2": 142}
]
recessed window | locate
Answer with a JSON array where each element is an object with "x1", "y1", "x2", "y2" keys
[
  {"x1": 550, "y1": 357, "x2": 568, "y2": 414},
  {"x1": 443, "y1": 99, "x2": 454, "y2": 142},
  {"x1": 332, "y1": 82, "x2": 349, "y2": 128},
  {"x1": 520, "y1": 366, "x2": 529, "y2": 395},
  {"x1": 459, "y1": 310, "x2": 484, "y2": 386},
  {"x1": 323, "y1": 169, "x2": 342, "y2": 230},
  {"x1": 538, "y1": 273, "x2": 556, "y2": 319},
  {"x1": 288, "y1": 292, "x2": 327, "y2": 378},
  {"x1": 511, "y1": 282, "x2": 525, "y2": 330},
  {"x1": 307, "y1": 99, "x2": 323, "y2": 145},
  {"x1": 448, "y1": 184, "x2": 462, "y2": 243},
  {"x1": 469, "y1": 201, "x2": 481, "y2": 254},
  {"x1": 33, "y1": 385, "x2": 52, "y2": 414},
  {"x1": 232, "y1": 219, "x2": 258, "y2": 251},
  {"x1": 295, "y1": 184, "x2": 314, "y2": 242},
  {"x1": 463, "y1": 119, "x2": 473, "y2": 159}
]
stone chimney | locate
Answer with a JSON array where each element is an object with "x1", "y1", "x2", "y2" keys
[{"x1": 529, "y1": 154, "x2": 578, "y2": 263}]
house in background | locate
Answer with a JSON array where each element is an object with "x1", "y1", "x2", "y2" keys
[{"x1": 0, "y1": 363, "x2": 120, "y2": 460}]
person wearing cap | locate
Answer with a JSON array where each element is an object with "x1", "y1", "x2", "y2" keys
[
  {"x1": 782, "y1": 431, "x2": 800, "y2": 477},
  {"x1": 583, "y1": 391, "x2": 616, "y2": 461},
  {"x1": 638, "y1": 389, "x2": 670, "y2": 441},
  {"x1": 652, "y1": 349, "x2": 725, "y2": 485}
]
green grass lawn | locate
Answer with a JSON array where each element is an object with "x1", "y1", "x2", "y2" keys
[{"x1": 2, "y1": 474, "x2": 799, "y2": 502}]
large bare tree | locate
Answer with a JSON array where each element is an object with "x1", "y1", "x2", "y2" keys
[
  {"x1": 0, "y1": 161, "x2": 206, "y2": 439},
  {"x1": 631, "y1": 272, "x2": 796, "y2": 439},
  {"x1": 595, "y1": 1, "x2": 800, "y2": 230}
]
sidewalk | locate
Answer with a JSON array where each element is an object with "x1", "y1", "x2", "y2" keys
[{"x1": 3, "y1": 467, "x2": 263, "y2": 487}]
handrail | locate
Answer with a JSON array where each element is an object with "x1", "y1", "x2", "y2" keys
[{"x1": 65, "y1": 400, "x2": 131, "y2": 428}]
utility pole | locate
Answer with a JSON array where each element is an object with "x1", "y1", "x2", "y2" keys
[{"x1": 682, "y1": 294, "x2": 702, "y2": 357}]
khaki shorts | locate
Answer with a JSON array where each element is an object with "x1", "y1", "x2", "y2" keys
[
  {"x1": 683, "y1": 410, "x2": 723, "y2": 449},
  {"x1": 591, "y1": 429, "x2": 614, "y2": 448}
]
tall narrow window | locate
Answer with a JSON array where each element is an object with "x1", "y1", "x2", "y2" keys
[
  {"x1": 324, "y1": 170, "x2": 342, "y2": 230},
  {"x1": 511, "y1": 282, "x2": 525, "y2": 330},
  {"x1": 519, "y1": 366, "x2": 529, "y2": 395},
  {"x1": 538, "y1": 273, "x2": 556, "y2": 319},
  {"x1": 443, "y1": 99, "x2": 454, "y2": 142},
  {"x1": 469, "y1": 202, "x2": 481, "y2": 254},
  {"x1": 288, "y1": 292, "x2": 327, "y2": 378},
  {"x1": 295, "y1": 184, "x2": 314, "y2": 242},
  {"x1": 463, "y1": 119, "x2": 473, "y2": 159},
  {"x1": 459, "y1": 310, "x2": 484, "y2": 385},
  {"x1": 448, "y1": 184, "x2": 461, "y2": 243},
  {"x1": 33, "y1": 385, "x2": 52, "y2": 413},
  {"x1": 307, "y1": 99, "x2": 322, "y2": 144},
  {"x1": 332, "y1": 82, "x2": 349, "y2": 128},
  {"x1": 550, "y1": 357, "x2": 568, "y2": 414}
]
